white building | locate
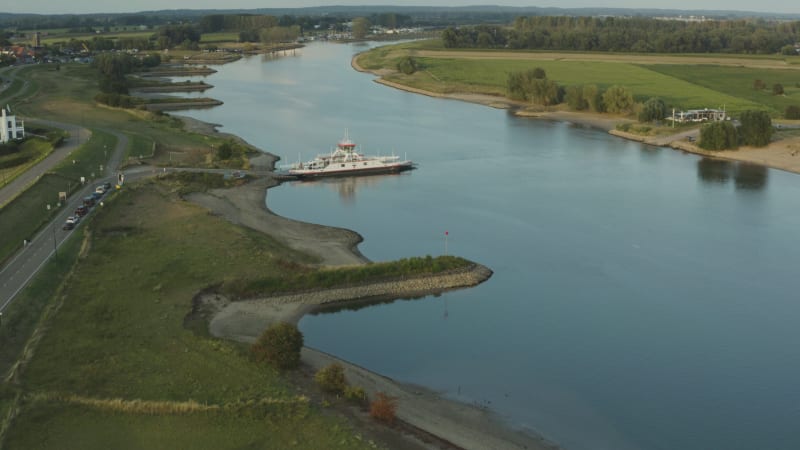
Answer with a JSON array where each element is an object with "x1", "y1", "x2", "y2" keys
[{"x1": 1, "y1": 107, "x2": 25, "y2": 144}]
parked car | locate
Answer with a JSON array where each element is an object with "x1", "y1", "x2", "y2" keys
[
  {"x1": 83, "y1": 196, "x2": 96, "y2": 207},
  {"x1": 65, "y1": 216, "x2": 79, "y2": 225},
  {"x1": 103, "y1": 182, "x2": 112, "y2": 190},
  {"x1": 63, "y1": 221, "x2": 75, "y2": 231},
  {"x1": 74, "y1": 205, "x2": 88, "y2": 216},
  {"x1": 95, "y1": 185, "x2": 106, "y2": 195}
]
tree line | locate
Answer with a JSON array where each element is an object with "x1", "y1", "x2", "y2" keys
[{"x1": 443, "y1": 16, "x2": 800, "y2": 54}]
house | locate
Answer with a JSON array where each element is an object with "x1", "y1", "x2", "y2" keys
[
  {"x1": 667, "y1": 108, "x2": 728, "y2": 123},
  {"x1": 1, "y1": 106, "x2": 25, "y2": 144}
]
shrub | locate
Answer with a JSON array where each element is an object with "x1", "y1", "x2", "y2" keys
[
  {"x1": 344, "y1": 386, "x2": 367, "y2": 404},
  {"x1": 250, "y1": 322, "x2": 303, "y2": 370},
  {"x1": 369, "y1": 392, "x2": 398, "y2": 424},
  {"x1": 753, "y1": 79, "x2": 766, "y2": 90},
  {"x1": 773, "y1": 83, "x2": 784, "y2": 96},
  {"x1": 785, "y1": 105, "x2": 800, "y2": 120},
  {"x1": 315, "y1": 363, "x2": 347, "y2": 393},
  {"x1": 396, "y1": 56, "x2": 417, "y2": 75}
]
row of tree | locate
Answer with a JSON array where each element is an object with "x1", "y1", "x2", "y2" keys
[
  {"x1": 443, "y1": 17, "x2": 800, "y2": 54},
  {"x1": 92, "y1": 52, "x2": 161, "y2": 94},
  {"x1": 508, "y1": 68, "x2": 640, "y2": 114},
  {"x1": 699, "y1": 110, "x2": 773, "y2": 150}
]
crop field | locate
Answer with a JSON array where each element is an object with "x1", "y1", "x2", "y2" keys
[
  {"x1": 37, "y1": 30, "x2": 155, "y2": 46},
  {"x1": 200, "y1": 32, "x2": 241, "y2": 43},
  {"x1": 3, "y1": 182, "x2": 374, "y2": 449},
  {"x1": 361, "y1": 41, "x2": 800, "y2": 116}
]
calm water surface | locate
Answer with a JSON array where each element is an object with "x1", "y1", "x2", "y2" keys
[{"x1": 179, "y1": 42, "x2": 800, "y2": 450}]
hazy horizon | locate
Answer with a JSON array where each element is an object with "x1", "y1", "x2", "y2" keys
[{"x1": 1, "y1": 1, "x2": 796, "y2": 16}]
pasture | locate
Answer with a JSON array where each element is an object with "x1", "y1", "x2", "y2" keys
[{"x1": 360, "y1": 40, "x2": 800, "y2": 116}]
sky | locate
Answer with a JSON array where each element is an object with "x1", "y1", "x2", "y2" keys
[{"x1": 1, "y1": 1, "x2": 796, "y2": 15}]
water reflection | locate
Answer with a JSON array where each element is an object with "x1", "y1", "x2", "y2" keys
[
  {"x1": 284, "y1": 172, "x2": 413, "y2": 202},
  {"x1": 697, "y1": 158, "x2": 767, "y2": 190}
]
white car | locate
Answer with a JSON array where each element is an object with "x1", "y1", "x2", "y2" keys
[{"x1": 65, "y1": 215, "x2": 80, "y2": 224}]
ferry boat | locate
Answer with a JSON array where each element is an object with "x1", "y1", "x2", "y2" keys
[{"x1": 286, "y1": 131, "x2": 414, "y2": 179}]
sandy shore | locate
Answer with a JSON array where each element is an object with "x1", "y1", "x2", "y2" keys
[
  {"x1": 181, "y1": 160, "x2": 557, "y2": 449},
  {"x1": 353, "y1": 53, "x2": 800, "y2": 176}
]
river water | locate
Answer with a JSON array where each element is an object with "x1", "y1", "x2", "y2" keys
[{"x1": 178, "y1": 42, "x2": 800, "y2": 450}]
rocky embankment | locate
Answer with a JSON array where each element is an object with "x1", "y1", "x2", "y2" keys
[{"x1": 208, "y1": 263, "x2": 493, "y2": 343}]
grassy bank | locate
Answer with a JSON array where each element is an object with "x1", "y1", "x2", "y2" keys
[
  {"x1": 3, "y1": 180, "x2": 376, "y2": 449},
  {"x1": 227, "y1": 255, "x2": 474, "y2": 298},
  {"x1": 358, "y1": 40, "x2": 800, "y2": 117}
]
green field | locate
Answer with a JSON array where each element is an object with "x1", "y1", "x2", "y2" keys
[
  {"x1": 200, "y1": 32, "x2": 241, "y2": 44},
  {"x1": 2, "y1": 181, "x2": 375, "y2": 449},
  {"x1": 0, "y1": 138, "x2": 54, "y2": 190},
  {"x1": 360, "y1": 41, "x2": 800, "y2": 117}
]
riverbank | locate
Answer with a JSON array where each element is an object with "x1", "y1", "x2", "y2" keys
[
  {"x1": 353, "y1": 53, "x2": 800, "y2": 176},
  {"x1": 180, "y1": 150, "x2": 558, "y2": 449}
]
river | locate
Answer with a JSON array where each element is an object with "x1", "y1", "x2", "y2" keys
[{"x1": 177, "y1": 42, "x2": 800, "y2": 450}]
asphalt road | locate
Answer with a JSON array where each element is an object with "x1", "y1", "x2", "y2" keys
[{"x1": 0, "y1": 125, "x2": 127, "y2": 313}]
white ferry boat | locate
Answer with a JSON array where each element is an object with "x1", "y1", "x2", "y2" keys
[{"x1": 286, "y1": 131, "x2": 414, "y2": 179}]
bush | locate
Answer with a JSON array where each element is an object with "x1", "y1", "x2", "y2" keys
[
  {"x1": 344, "y1": 386, "x2": 367, "y2": 404},
  {"x1": 753, "y1": 79, "x2": 766, "y2": 90},
  {"x1": 315, "y1": 363, "x2": 347, "y2": 393},
  {"x1": 773, "y1": 83, "x2": 784, "y2": 96},
  {"x1": 369, "y1": 392, "x2": 397, "y2": 424},
  {"x1": 250, "y1": 322, "x2": 304, "y2": 370},
  {"x1": 785, "y1": 105, "x2": 800, "y2": 120},
  {"x1": 396, "y1": 56, "x2": 417, "y2": 75}
]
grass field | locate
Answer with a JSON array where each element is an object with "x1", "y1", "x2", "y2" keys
[
  {"x1": 359, "y1": 40, "x2": 800, "y2": 117},
  {"x1": 200, "y1": 32, "x2": 241, "y2": 44},
  {"x1": 2, "y1": 181, "x2": 376, "y2": 448}
]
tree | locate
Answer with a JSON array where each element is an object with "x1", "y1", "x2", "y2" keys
[
  {"x1": 315, "y1": 363, "x2": 347, "y2": 393},
  {"x1": 507, "y1": 68, "x2": 560, "y2": 105},
  {"x1": 780, "y1": 44, "x2": 797, "y2": 56},
  {"x1": 602, "y1": 85, "x2": 634, "y2": 114},
  {"x1": 351, "y1": 17, "x2": 371, "y2": 40},
  {"x1": 565, "y1": 85, "x2": 587, "y2": 110},
  {"x1": 739, "y1": 110, "x2": 773, "y2": 147},
  {"x1": 699, "y1": 121, "x2": 738, "y2": 150},
  {"x1": 772, "y1": 83, "x2": 784, "y2": 96},
  {"x1": 753, "y1": 79, "x2": 766, "y2": 90},
  {"x1": 250, "y1": 322, "x2": 303, "y2": 370},
  {"x1": 583, "y1": 84, "x2": 603, "y2": 112},
  {"x1": 638, "y1": 97, "x2": 667, "y2": 123}
]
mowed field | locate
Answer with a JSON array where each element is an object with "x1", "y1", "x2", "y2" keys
[{"x1": 361, "y1": 41, "x2": 800, "y2": 116}]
